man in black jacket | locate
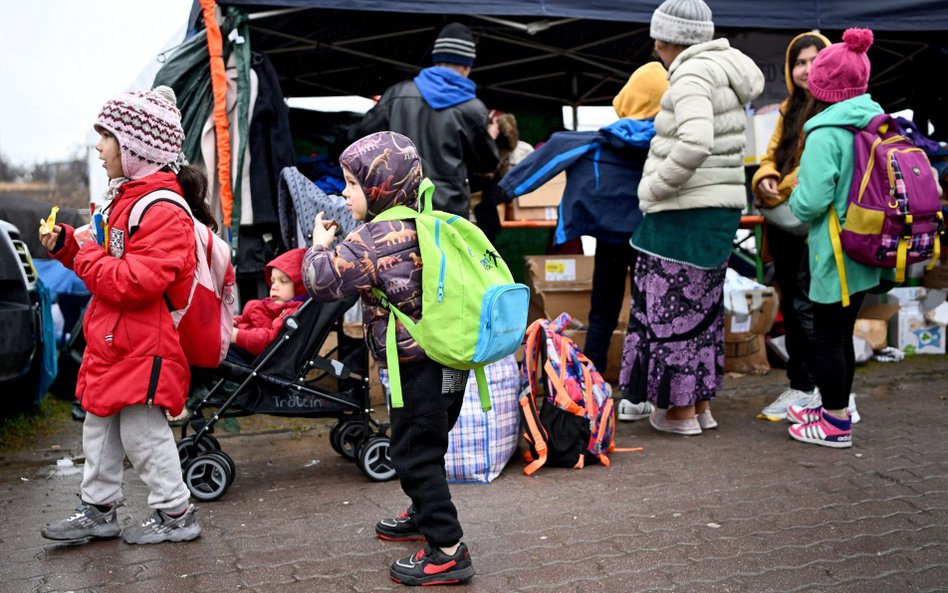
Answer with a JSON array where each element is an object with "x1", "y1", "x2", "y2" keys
[{"x1": 350, "y1": 23, "x2": 499, "y2": 218}]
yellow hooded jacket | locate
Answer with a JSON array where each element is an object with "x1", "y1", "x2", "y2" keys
[{"x1": 751, "y1": 31, "x2": 832, "y2": 208}]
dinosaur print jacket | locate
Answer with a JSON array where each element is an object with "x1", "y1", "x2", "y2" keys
[{"x1": 302, "y1": 219, "x2": 425, "y2": 365}]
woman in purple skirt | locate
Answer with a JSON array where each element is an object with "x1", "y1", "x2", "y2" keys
[{"x1": 618, "y1": 0, "x2": 764, "y2": 435}]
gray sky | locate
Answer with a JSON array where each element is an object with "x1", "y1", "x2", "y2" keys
[{"x1": 0, "y1": 0, "x2": 194, "y2": 166}]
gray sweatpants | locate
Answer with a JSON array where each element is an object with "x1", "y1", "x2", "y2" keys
[{"x1": 81, "y1": 405, "x2": 190, "y2": 512}]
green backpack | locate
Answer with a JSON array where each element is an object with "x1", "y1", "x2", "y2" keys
[{"x1": 372, "y1": 178, "x2": 530, "y2": 411}]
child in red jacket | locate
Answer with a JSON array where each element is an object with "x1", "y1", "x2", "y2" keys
[
  {"x1": 230, "y1": 248, "x2": 308, "y2": 358},
  {"x1": 39, "y1": 86, "x2": 212, "y2": 545}
]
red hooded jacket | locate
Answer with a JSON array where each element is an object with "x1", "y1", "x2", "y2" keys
[
  {"x1": 52, "y1": 172, "x2": 196, "y2": 417},
  {"x1": 232, "y1": 248, "x2": 307, "y2": 356}
]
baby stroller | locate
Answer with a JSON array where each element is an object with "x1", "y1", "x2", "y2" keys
[{"x1": 178, "y1": 294, "x2": 395, "y2": 501}]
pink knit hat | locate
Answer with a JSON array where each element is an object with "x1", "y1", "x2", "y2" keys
[
  {"x1": 94, "y1": 85, "x2": 185, "y2": 180},
  {"x1": 808, "y1": 28, "x2": 873, "y2": 104}
]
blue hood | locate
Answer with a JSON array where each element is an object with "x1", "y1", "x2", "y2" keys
[
  {"x1": 600, "y1": 118, "x2": 656, "y2": 149},
  {"x1": 414, "y1": 66, "x2": 478, "y2": 110}
]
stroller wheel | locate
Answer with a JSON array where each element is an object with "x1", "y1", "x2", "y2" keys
[
  {"x1": 177, "y1": 434, "x2": 222, "y2": 468},
  {"x1": 358, "y1": 436, "x2": 396, "y2": 482},
  {"x1": 202, "y1": 450, "x2": 236, "y2": 489},
  {"x1": 184, "y1": 452, "x2": 233, "y2": 501},
  {"x1": 332, "y1": 420, "x2": 365, "y2": 460}
]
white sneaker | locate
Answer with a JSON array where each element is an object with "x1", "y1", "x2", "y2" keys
[
  {"x1": 758, "y1": 387, "x2": 819, "y2": 421},
  {"x1": 783, "y1": 392, "x2": 861, "y2": 424},
  {"x1": 617, "y1": 399, "x2": 654, "y2": 422}
]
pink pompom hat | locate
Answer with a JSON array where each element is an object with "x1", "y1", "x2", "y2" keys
[{"x1": 808, "y1": 28, "x2": 874, "y2": 104}]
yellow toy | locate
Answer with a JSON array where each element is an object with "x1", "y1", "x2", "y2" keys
[{"x1": 39, "y1": 205, "x2": 59, "y2": 235}]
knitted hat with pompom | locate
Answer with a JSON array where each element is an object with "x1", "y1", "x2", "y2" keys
[
  {"x1": 808, "y1": 28, "x2": 874, "y2": 104},
  {"x1": 94, "y1": 85, "x2": 184, "y2": 180}
]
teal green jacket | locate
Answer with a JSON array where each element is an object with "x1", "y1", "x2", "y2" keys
[{"x1": 789, "y1": 94, "x2": 885, "y2": 305}]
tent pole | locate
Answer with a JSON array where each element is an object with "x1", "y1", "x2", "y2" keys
[{"x1": 247, "y1": 7, "x2": 308, "y2": 21}]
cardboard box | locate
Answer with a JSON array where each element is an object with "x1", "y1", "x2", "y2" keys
[
  {"x1": 341, "y1": 323, "x2": 386, "y2": 406},
  {"x1": 855, "y1": 304, "x2": 899, "y2": 351},
  {"x1": 523, "y1": 254, "x2": 630, "y2": 326},
  {"x1": 724, "y1": 333, "x2": 770, "y2": 374},
  {"x1": 723, "y1": 286, "x2": 777, "y2": 374},
  {"x1": 923, "y1": 253, "x2": 948, "y2": 289},
  {"x1": 507, "y1": 172, "x2": 566, "y2": 221},
  {"x1": 892, "y1": 308, "x2": 946, "y2": 354},
  {"x1": 886, "y1": 288, "x2": 947, "y2": 354},
  {"x1": 563, "y1": 329, "x2": 625, "y2": 384},
  {"x1": 725, "y1": 289, "x2": 779, "y2": 337},
  {"x1": 743, "y1": 112, "x2": 780, "y2": 166}
]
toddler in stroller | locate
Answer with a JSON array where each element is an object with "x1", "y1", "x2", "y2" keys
[{"x1": 179, "y1": 291, "x2": 396, "y2": 501}]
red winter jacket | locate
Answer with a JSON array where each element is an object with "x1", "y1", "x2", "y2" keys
[
  {"x1": 232, "y1": 298, "x2": 303, "y2": 356},
  {"x1": 233, "y1": 247, "x2": 307, "y2": 356},
  {"x1": 52, "y1": 172, "x2": 196, "y2": 417}
]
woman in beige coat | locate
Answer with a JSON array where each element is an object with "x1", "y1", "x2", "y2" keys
[{"x1": 619, "y1": 0, "x2": 764, "y2": 436}]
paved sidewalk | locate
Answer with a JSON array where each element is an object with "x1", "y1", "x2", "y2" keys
[{"x1": 2, "y1": 357, "x2": 947, "y2": 593}]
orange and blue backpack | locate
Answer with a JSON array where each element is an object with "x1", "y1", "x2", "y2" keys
[{"x1": 518, "y1": 313, "x2": 615, "y2": 475}]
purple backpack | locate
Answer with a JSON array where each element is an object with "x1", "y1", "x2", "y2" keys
[{"x1": 829, "y1": 113, "x2": 944, "y2": 306}]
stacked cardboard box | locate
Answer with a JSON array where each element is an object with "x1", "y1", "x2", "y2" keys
[
  {"x1": 522, "y1": 254, "x2": 630, "y2": 325},
  {"x1": 506, "y1": 172, "x2": 566, "y2": 221},
  {"x1": 523, "y1": 254, "x2": 631, "y2": 383},
  {"x1": 724, "y1": 288, "x2": 779, "y2": 374},
  {"x1": 887, "y1": 287, "x2": 947, "y2": 354}
]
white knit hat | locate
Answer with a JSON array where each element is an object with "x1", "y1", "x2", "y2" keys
[
  {"x1": 650, "y1": 0, "x2": 714, "y2": 46},
  {"x1": 94, "y1": 85, "x2": 185, "y2": 180}
]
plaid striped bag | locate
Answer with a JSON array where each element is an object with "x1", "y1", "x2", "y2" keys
[
  {"x1": 445, "y1": 354, "x2": 521, "y2": 483},
  {"x1": 379, "y1": 355, "x2": 521, "y2": 483}
]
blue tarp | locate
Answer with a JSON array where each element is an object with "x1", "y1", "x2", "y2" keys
[{"x1": 33, "y1": 259, "x2": 89, "y2": 297}]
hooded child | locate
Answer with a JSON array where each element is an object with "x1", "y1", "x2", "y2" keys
[{"x1": 302, "y1": 131, "x2": 476, "y2": 586}]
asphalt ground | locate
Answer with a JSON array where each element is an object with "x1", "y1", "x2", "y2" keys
[{"x1": 1, "y1": 355, "x2": 946, "y2": 593}]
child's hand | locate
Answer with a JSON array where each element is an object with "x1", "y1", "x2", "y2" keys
[
  {"x1": 756, "y1": 177, "x2": 780, "y2": 204},
  {"x1": 231, "y1": 327, "x2": 239, "y2": 343},
  {"x1": 312, "y1": 212, "x2": 338, "y2": 248},
  {"x1": 39, "y1": 224, "x2": 62, "y2": 252}
]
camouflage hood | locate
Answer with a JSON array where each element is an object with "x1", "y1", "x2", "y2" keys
[{"x1": 338, "y1": 131, "x2": 424, "y2": 221}]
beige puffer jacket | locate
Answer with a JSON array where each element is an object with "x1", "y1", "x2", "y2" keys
[{"x1": 638, "y1": 38, "x2": 765, "y2": 213}]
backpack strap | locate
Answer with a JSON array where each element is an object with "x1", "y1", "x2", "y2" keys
[
  {"x1": 828, "y1": 209, "x2": 851, "y2": 308},
  {"x1": 371, "y1": 287, "x2": 415, "y2": 409},
  {"x1": 518, "y1": 384, "x2": 548, "y2": 475},
  {"x1": 128, "y1": 189, "x2": 193, "y2": 237}
]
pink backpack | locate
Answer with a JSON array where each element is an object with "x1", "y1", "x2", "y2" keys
[
  {"x1": 829, "y1": 114, "x2": 944, "y2": 306},
  {"x1": 130, "y1": 190, "x2": 236, "y2": 367}
]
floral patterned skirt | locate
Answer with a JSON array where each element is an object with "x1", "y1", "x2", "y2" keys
[{"x1": 619, "y1": 252, "x2": 726, "y2": 409}]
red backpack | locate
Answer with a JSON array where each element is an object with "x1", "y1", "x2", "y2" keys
[
  {"x1": 129, "y1": 190, "x2": 236, "y2": 367},
  {"x1": 828, "y1": 114, "x2": 945, "y2": 306}
]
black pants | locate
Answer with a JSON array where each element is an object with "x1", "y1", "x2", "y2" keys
[
  {"x1": 767, "y1": 224, "x2": 816, "y2": 392},
  {"x1": 585, "y1": 240, "x2": 638, "y2": 377},
  {"x1": 798, "y1": 290, "x2": 866, "y2": 411},
  {"x1": 388, "y1": 358, "x2": 468, "y2": 548}
]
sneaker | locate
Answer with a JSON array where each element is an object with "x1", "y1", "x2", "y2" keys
[
  {"x1": 787, "y1": 402, "x2": 823, "y2": 425},
  {"x1": 848, "y1": 394, "x2": 861, "y2": 424},
  {"x1": 390, "y1": 543, "x2": 475, "y2": 586},
  {"x1": 758, "y1": 387, "x2": 819, "y2": 421},
  {"x1": 789, "y1": 411, "x2": 852, "y2": 448},
  {"x1": 617, "y1": 399, "x2": 654, "y2": 422},
  {"x1": 41, "y1": 501, "x2": 122, "y2": 542},
  {"x1": 121, "y1": 504, "x2": 201, "y2": 544},
  {"x1": 696, "y1": 409, "x2": 718, "y2": 430},
  {"x1": 788, "y1": 394, "x2": 861, "y2": 425},
  {"x1": 376, "y1": 507, "x2": 424, "y2": 542},
  {"x1": 649, "y1": 408, "x2": 701, "y2": 436}
]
